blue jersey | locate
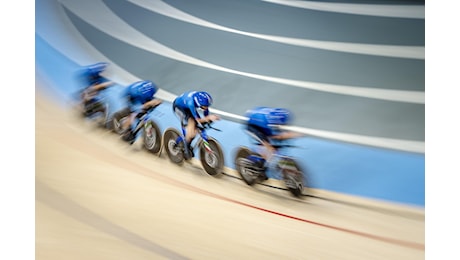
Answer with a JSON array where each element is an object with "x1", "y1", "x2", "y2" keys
[{"x1": 173, "y1": 91, "x2": 209, "y2": 120}]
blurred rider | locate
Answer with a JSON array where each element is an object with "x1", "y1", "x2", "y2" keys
[
  {"x1": 77, "y1": 62, "x2": 113, "y2": 117},
  {"x1": 121, "y1": 80, "x2": 162, "y2": 144},
  {"x1": 172, "y1": 91, "x2": 220, "y2": 159},
  {"x1": 244, "y1": 106, "x2": 303, "y2": 178}
]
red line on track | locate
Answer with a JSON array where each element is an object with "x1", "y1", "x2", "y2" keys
[{"x1": 178, "y1": 183, "x2": 425, "y2": 251}]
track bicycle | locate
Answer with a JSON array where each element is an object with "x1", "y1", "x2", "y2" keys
[
  {"x1": 162, "y1": 122, "x2": 224, "y2": 176},
  {"x1": 121, "y1": 105, "x2": 162, "y2": 154}
]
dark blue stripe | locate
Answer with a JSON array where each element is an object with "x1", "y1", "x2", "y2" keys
[{"x1": 162, "y1": 0, "x2": 425, "y2": 44}]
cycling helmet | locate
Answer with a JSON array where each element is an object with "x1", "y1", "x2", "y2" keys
[
  {"x1": 267, "y1": 108, "x2": 291, "y2": 125},
  {"x1": 193, "y1": 91, "x2": 213, "y2": 107},
  {"x1": 128, "y1": 80, "x2": 158, "y2": 100},
  {"x1": 87, "y1": 62, "x2": 108, "y2": 76}
]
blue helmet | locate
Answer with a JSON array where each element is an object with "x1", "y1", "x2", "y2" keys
[
  {"x1": 267, "y1": 107, "x2": 291, "y2": 125},
  {"x1": 246, "y1": 107, "x2": 291, "y2": 126},
  {"x1": 193, "y1": 91, "x2": 213, "y2": 107},
  {"x1": 86, "y1": 62, "x2": 108, "y2": 76},
  {"x1": 128, "y1": 80, "x2": 158, "y2": 100}
]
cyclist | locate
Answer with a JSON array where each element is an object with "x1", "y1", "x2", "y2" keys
[
  {"x1": 121, "y1": 80, "x2": 163, "y2": 144},
  {"x1": 244, "y1": 106, "x2": 303, "y2": 179},
  {"x1": 76, "y1": 62, "x2": 114, "y2": 117},
  {"x1": 172, "y1": 90, "x2": 220, "y2": 159}
]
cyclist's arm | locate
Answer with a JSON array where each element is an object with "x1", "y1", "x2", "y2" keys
[
  {"x1": 95, "y1": 80, "x2": 113, "y2": 90},
  {"x1": 271, "y1": 132, "x2": 292, "y2": 140},
  {"x1": 196, "y1": 113, "x2": 220, "y2": 125},
  {"x1": 90, "y1": 80, "x2": 113, "y2": 93},
  {"x1": 271, "y1": 131, "x2": 303, "y2": 140},
  {"x1": 83, "y1": 81, "x2": 113, "y2": 100},
  {"x1": 186, "y1": 100, "x2": 219, "y2": 126},
  {"x1": 142, "y1": 98, "x2": 162, "y2": 110}
]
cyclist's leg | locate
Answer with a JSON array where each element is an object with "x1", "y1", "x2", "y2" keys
[
  {"x1": 185, "y1": 117, "x2": 198, "y2": 144},
  {"x1": 173, "y1": 104, "x2": 186, "y2": 125},
  {"x1": 122, "y1": 113, "x2": 137, "y2": 143},
  {"x1": 82, "y1": 88, "x2": 98, "y2": 116},
  {"x1": 181, "y1": 117, "x2": 197, "y2": 159},
  {"x1": 122, "y1": 112, "x2": 135, "y2": 133},
  {"x1": 174, "y1": 105, "x2": 196, "y2": 144},
  {"x1": 125, "y1": 102, "x2": 144, "y2": 132},
  {"x1": 122, "y1": 104, "x2": 141, "y2": 144},
  {"x1": 246, "y1": 125, "x2": 273, "y2": 162},
  {"x1": 245, "y1": 125, "x2": 271, "y2": 179},
  {"x1": 173, "y1": 106, "x2": 193, "y2": 158}
]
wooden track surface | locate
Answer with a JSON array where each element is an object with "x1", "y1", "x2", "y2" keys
[{"x1": 36, "y1": 90, "x2": 424, "y2": 260}]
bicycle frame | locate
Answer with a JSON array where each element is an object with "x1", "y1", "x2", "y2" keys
[
  {"x1": 130, "y1": 104, "x2": 161, "y2": 138},
  {"x1": 175, "y1": 124, "x2": 213, "y2": 154},
  {"x1": 130, "y1": 110, "x2": 151, "y2": 138},
  {"x1": 197, "y1": 127, "x2": 215, "y2": 153}
]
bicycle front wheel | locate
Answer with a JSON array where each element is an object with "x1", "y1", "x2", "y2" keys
[
  {"x1": 199, "y1": 137, "x2": 224, "y2": 176},
  {"x1": 143, "y1": 120, "x2": 162, "y2": 154},
  {"x1": 280, "y1": 158, "x2": 305, "y2": 197}
]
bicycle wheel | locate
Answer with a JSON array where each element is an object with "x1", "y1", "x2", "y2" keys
[
  {"x1": 143, "y1": 120, "x2": 162, "y2": 154},
  {"x1": 162, "y1": 128, "x2": 184, "y2": 165},
  {"x1": 108, "y1": 107, "x2": 130, "y2": 135},
  {"x1": 199, "y1": 137, "x2": 224, "y2": 176},
  {"x1": 91, "y1": 102, "x2": 109, "y2": 128},
  {"x1": 280, "y1": 158, "x2": 305, "y2": 197},
  {"x1": 234, "y1": 146, "x2": 262, "y2": 186}
]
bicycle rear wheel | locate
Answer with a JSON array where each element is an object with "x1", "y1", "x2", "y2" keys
[
  {"x1": 162, "y1": 128, "x2": 184, "y2": 165},
  {"x1": 234, "y1": 146, "x2": 263, "y2": 186}
]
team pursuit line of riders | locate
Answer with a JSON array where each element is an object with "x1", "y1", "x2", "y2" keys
[{"x1": 77, "y1": 62, "x2": 308, "y2": 197}]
